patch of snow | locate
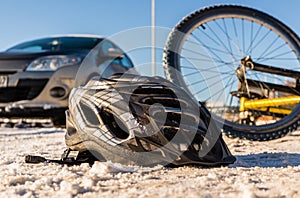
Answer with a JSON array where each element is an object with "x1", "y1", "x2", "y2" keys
[{"x1": 0, "y1": 127, "x2": 299, "y2": 197}]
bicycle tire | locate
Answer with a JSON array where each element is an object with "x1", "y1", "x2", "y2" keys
[{"x1": 163, "y1": 5, "x2": 300, "y2": 141}]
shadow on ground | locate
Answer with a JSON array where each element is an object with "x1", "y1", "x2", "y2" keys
[{"x1": 229, "y1": 152, "x2": 300, "y2": 168}]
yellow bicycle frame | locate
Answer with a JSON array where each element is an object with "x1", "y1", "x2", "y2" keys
[{"x1": 239, "y1": 95, "x2": 300, "y2": 115}]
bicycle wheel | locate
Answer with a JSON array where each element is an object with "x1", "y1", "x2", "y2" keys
[{"x1": 163, "y1": 5, "x2": 300, "y2": 140}]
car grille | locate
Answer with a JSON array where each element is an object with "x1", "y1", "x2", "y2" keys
[
  {"x1": 0, "y1": 79, "x2": 48, "y2": 102},
  {"x1": 0, "y1": 71, "x2": 17, "y2": 75}
]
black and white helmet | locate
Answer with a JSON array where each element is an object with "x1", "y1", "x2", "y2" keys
[{"x1": 65, "y1": 74, "x2": 235, "y2": 167}]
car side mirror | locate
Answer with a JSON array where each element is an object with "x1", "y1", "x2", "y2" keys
[
  {"x1": 105, "y1": 48, "x2": 124, "y2": 59},
  {"x1": 95, "y1": 48, "x2": 124, "y2": 66}
]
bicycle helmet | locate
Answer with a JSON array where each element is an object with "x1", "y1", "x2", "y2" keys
[{"x1": 65, "y1": 74, "x2": 236, "y2": 167}]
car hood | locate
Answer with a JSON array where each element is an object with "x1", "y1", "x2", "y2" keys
[{"x1": 0, "y1": 50, "x2": 87, "y2": 60}]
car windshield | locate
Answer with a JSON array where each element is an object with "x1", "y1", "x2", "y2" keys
[{"x1": 7, "y1": 37, "x2": 102, "y2": 52}]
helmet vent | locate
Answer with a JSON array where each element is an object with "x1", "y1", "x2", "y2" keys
[
  {"x1": 79, "y1": 102, "x2": 100, "y2": 126},
  {"x1": 99, "y1": 108, "x2": 130, "y2": 140}
]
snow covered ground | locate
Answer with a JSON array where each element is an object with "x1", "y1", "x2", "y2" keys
[{"x1": 0, "y1": 127, "x2": 299, "y2": 198}]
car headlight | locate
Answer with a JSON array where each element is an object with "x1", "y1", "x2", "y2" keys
[{"x1": 26, "y1": 55, "x2": 82, "y2": 71}]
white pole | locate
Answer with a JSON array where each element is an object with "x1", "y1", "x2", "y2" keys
[{"x1": 151, "y1": 0, "x2": 156, "y2": 76}]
